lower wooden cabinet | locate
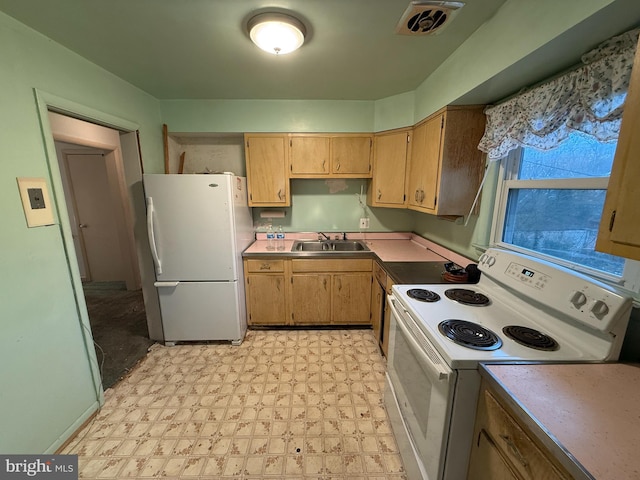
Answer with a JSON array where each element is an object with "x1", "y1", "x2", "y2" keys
[
  {"x1": 468, "y1": 381, "x2": 571, "y2": 480},
  {"x1": 290, "y1": 274, "x2": 331, "y2": 324},
  {"x1": 244, "y1": 259, "x2": 286, "y2": 325},
  {"x1": 244, "y1": 257, "x2": 373, "y2": 326}
]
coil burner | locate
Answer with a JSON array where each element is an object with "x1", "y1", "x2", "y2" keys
[
  {"x1": 407, "y1": 288, "x2": 441, "y2": 303},
  {"x1": 438, "y1": 319, "x2": 502, "y2": 350},
  {"x1": 444, "y1": 288, "x2": 490, "y2": 306},
  {"x1": 502, "y1": 325, "x2": 559, "y2": 351}
]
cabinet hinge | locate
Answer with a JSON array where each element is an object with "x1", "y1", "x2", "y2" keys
[
  {"x1": 246, "y1": 140, "x2": 249, "y2": 148},
  {"x1": 407, "y1": 133, "x2": 410, "y2": 143},
  {"x1": 609, "y1": 210, "x2": 617, "y2": 232},
  {"x1": 434, "y1": 195, "x2": 437, "y2": 205},
  {"x1": 289, "y1": 139, "x2": 292, "y2": 147},
  {"x1": 290, "y1": 277, "x2": 293, "y2": 284},
  {"x1": 441, "y1": 117, "x2": 444, "y2": 129},
  {"x1": 370, "y1": 138, "x2": 373, "y2": 147}
]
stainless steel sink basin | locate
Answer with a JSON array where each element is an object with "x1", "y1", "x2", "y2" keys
[{"x1": 291, "y1": 240, "x2": 369, "y2": 253}]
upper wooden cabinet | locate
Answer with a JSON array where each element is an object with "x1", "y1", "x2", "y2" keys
[
  {"x1": 596, "y1": 37, "x2": 640, "y2": 261},
  {"x1": 244, "y1": 134, "x2": 290, "y2": 206},
  {"x1": 289, "y1": 133, "x2": 373, "y2": 178},
  {"x1": 406, "y1": 106, "x2": 486, "y2": 216},
  {"x1": 368, "y1": 128, "x2": 411, "y2": 208}
]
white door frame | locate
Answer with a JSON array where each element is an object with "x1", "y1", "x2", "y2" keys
[{"x1": 33, "y1": 89, "x2": 164, "y2": 354}]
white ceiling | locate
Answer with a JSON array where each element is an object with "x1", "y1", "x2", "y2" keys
[{"x1": 1, "y1": 0, "x2": 640, "y2": 103}]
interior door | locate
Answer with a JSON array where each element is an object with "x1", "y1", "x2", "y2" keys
[{"x1": 65, "y1": 153, "x2": 125, "y2": 281}]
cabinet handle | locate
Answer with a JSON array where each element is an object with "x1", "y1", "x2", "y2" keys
[
  {"x1": 415, "y1": 190, "x2": 419, "y2": 202},
  {"x1": 336, "y1": 163, "x2": 341, "y2": 171},
  {"x1": 499, "y1": 434, "x2": 529, "y2": 468},
  {"x1": 420, "y1": 189, "x2": 425, "y2": 203},
  {"x1": 377, "y1": 189, "x2": 382, "y2": 200},
  {"x1": 277, "y1": 188, "x2": 284, "y2": 200},
  {"x1": 322, "y1": 160, "x2": 326, "y2": 170},
  {"x1": 260, "y1": 263, "x2": 271, "y2": 270}
]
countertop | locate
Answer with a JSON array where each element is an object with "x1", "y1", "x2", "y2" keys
[
  {"x1": 481, "y1": 363, "x2": 640, "y2": 480},
  {"x1": 243, "y1": 232, "x2": 472, "y2": 267}
]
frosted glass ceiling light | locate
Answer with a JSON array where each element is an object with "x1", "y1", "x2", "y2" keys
[{"x1": 248, "y1": 13, "x2": 306, "y2": 55}]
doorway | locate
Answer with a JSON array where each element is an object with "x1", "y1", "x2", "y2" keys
[{"x1": 51, "y1": 117, "x2": 155, "y2": 389}]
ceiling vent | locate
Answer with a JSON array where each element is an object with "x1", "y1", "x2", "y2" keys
[{"x1": 395, "y1": 1, "x2": 465, "y2": 36}]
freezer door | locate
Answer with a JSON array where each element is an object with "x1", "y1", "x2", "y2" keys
[
  {"x1": 156, "y1": 281, "x2": 246, "y2": 342},
  {"x1": 144, "y1": 174, "x2": 239, "y2": 281}
]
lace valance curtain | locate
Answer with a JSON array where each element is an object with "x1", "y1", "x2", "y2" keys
[{"x1": 478, "y1": 28, "x2": 640, "y2": 161}]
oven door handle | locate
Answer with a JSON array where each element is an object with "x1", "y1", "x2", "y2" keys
[{"x1": 390, "y1": 297, "x2": 452, "y2": 382}]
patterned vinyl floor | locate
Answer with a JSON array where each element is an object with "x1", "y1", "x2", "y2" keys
[{"x1": 62, "y1": 329, "x2": 408, "y2": 479}]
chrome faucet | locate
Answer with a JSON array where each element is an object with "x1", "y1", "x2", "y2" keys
[{"x1": 317, "y1": 232, "x2": 330, "y2": 241}]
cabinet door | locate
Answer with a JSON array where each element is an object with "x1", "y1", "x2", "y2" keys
[
  {"x1": 407, "y1": 122, "x2": 426, "y2": 208},
  {"x1": 407, "y1": 114, "x2": 443, "y2": 211},
  {"x1": 331, "y1": 136, "x2": 372, "y2": 176},
  {"x1": 290, "y1": 135, "x2": 330, "y2": 176},
  {"x1": 468, "y1": 429, "x2": 520, "y2": 480},
  {"x1": 332, "y1": 273, "x2": 372, "y2": 324},
  {"x1": 371, "y1": 280, "x2": 384, "y2": 345},
  {"x1": 291, "y1": 274, "x2": 331, "y2": 324},
  {"x1": 597, "y1": 37, "x2": 640, "y2": 260},
  {"x1": 245, "y1": 134, "x2": 289, "y2": 206},
  {"x1": 370, "y1": 129, "x2": 410, "y2": 207},
  {"x1": 246, "y1": 274, "x2": 286, "y2": 325}
]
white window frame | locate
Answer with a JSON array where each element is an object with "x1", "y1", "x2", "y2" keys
[{"x1": 490, "y1": 147, "x2": 640, "y2": 294}]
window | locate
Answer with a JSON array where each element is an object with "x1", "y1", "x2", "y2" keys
[{"x1": 492, "y1": 131, "x2": 640, "y2": 290}]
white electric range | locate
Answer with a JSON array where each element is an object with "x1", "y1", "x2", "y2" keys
[{"x1": 384, "y1": 247, "x2": 633, "y2": 480}]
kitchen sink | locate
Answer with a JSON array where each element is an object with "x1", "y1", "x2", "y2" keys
[{"x1": 291, "y1": 240, "x2": 370, "y2": 253}]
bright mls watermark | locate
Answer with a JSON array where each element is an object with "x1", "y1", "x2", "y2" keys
[{"x1": 1, "y1": 455, "x2": 77, "y2": 479}]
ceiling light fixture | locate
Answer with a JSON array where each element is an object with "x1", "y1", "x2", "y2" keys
[{"x1": 247, "y1": 12, "x2": 306, "y2": 55}]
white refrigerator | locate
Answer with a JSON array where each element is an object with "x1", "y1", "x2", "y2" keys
[{"x1": 143, "y1": 174, "x2": 253, "y2": 345}]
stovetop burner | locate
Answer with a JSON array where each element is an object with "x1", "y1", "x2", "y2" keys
[
  {"x1": 438, "y1": 319, "x2": 502, "y2": 351},
  {"x1": 502, "y1": 325, "x2": 559, "y2": 351},
  {"x1": 444, "y1": 288, "x2": 491, "y2": 306},
  {"x1": 407, "y1": 288, "x2": 441, "y2": 303}
]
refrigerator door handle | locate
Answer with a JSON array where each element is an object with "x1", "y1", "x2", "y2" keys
[
  {"x1": 154, "y1": 281, "x2": 180, "y2": 288},
  {"x1": 146, "y1": 197, "x2": 162, "y2": 275}
]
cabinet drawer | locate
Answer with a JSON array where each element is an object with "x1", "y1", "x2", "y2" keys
[
  {"x1": 482, "y1": 390, "x2": 569, "y2": 480},
  {"x1": 373, "y1": 261, "x2": 387, "y2": 286},
  {"x1": 291, "y1": 258, "x2": 372, "y2": 273},
  {"x1": 245, "y1": 259, "x2": 285, "y2": 273}
]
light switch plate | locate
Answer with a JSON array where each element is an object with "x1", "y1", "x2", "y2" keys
[{"x1": 17, "y1": 177, "x2": 55, "y2": 227}]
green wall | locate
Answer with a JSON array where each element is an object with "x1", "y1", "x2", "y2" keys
[{"x1": 0, "y1": 12, "x2": 163, "y2": 453}]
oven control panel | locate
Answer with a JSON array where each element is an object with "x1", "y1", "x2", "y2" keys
[
  {"x1": 504, "y1": 262, "x2": 550, "y2": 290},
  {"x1": 479, "y1": 248, "x2": 632, "y2": 333}
]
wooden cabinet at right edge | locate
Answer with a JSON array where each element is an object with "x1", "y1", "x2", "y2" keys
[
  {"x1": 407, "y1": 105, "x2": 486, "y2": 216},
  {"x1": 468, "y1": 381, "x2": 571, "y2": 480},
  {"x1": 596, "y1": 36, "x2": 640, "y2": 260}
]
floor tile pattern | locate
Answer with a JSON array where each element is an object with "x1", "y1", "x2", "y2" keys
[{"x1": 63, "y1": 329, "x2": 407, "y2": 479}]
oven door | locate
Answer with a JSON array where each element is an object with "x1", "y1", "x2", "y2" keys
[{"x1": 385, "y1": 295, "x2": 456, "y2": 480}]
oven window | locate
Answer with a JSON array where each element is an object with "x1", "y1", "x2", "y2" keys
[{"x1": 392, "y1": 322, "x2": 434, "y2": 438}]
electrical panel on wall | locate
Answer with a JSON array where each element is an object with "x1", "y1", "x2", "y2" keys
[{"x1": 17, "y1": 177, "x2": 55, "y2": 227}]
